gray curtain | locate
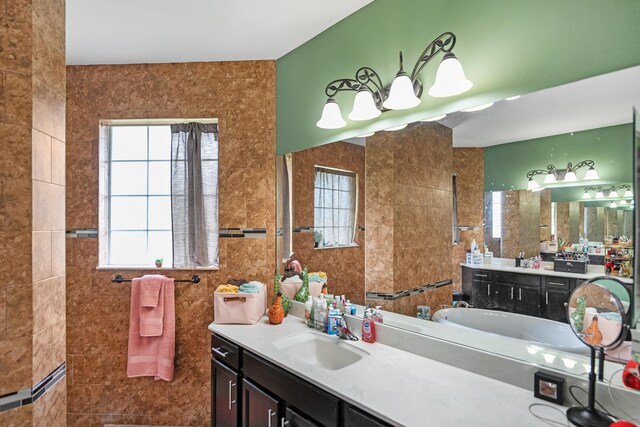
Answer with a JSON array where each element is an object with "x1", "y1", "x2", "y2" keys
[{"x1": 170, "y1": 123, "x2": 219, "y2": 268}]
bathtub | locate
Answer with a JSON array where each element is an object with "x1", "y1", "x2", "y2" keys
[{"x1": 432, "y1": 308, "x2": 589, "y2": 355}]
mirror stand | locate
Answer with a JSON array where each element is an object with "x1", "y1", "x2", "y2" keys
[{"x1": 566, "y1": 346, "x2": 612, "y2": 427}]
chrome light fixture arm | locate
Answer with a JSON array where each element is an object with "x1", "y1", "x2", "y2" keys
[{"x1": 324, "y1": 66, "x2": 387, "y2": 110}]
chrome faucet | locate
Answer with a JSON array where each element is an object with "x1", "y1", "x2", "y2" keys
[{"x1": 336, "y1": 314, "x2": 359, "y2": 341}]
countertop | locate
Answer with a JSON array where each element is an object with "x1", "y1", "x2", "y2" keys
[
  {"x1": 209, "y1": 316, "x2": 565, "y2": 427},
  {"x1": 461, "y1": 258, "x2": 633, "y2": 285}
]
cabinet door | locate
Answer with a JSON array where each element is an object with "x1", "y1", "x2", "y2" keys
[
  {"x1": 212, "y1": 358, "x2": 240, "y2": 427},
  {"x1": 282, "y1": 407, "x2": 319, "y2": 427},
  {"x1": 494, "y1": 282, "x2": 515, "y2": 312},
  {"x1": 342, "y1": 404, "x2": 390, "y2": 427},
  {"x1": 515, "y1": 286, "x2": 541, "y2": 317},
  {"x1": 472, "y1": 280, "x2": 492, "y2": 308},
  {"x1": 242, "y1": 379, "x2": 279, "y2": 427},
  {"x1": 544, "y1": 289, "x2": 570, "y2": 323}
]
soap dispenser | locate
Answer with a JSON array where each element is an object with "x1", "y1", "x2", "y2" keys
[{"x1": 362, "y1": 307, "x2": 376, "y2": 343}]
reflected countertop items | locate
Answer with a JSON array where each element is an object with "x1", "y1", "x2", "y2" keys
[
  {"x1": 209, "y1": 315, "x2": 565, "y2": 427},
  {"x1": 461, "y1": 257, "x2": 633, "y2": 285}
]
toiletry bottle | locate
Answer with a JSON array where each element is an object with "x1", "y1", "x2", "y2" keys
[
  {"x1": 327, "y1": 309, "x2": 340, "y2": 335},
  {"x1": 304, "y1": 296, "x2": 313, "y2": 323},
  {"x1": 340, "y1": 295, "x2": 346, "y2": 313},
  {"x1": 362, "y1": 307, "x2": 376, "y2": 343},
  {"x1": 373, "y1": 306, "x2": 384, "y2": 323},
  {"x1": 314, "y1": 298, "x2": 324, "y2": 330},
  {"x1": 348, "y1": 300, "x2": 356, "y2": 315}
]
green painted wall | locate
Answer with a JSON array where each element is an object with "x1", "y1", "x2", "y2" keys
[
  {"x1": 276, "y1": 0, "x2": 640, "y2": 155},
  {"x1": 484, "y1": 124, "x2": 633, "y2": 193}
]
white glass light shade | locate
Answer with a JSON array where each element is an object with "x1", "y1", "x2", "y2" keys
[
  {"x1": 620, "y1": 199, "x2": 628, "y2": 205},
  {"x1": 505, "y1": 95, "x2": 520, "y2": 101},
  {"x1": 360, "y1": 132, "x2": 375, "y2": 137},
  {"x1": 583, "y1": 167, "x2": 599, "y2": 180},
  {"x1": 316, "y1": 99, "x2": 346, "y2": 129},
  {"x1": 348, "y1": 89, "x2": 381, "y2": 121},
  {"x1": 623, "y1": 189, "x2": 633, "y2": 198},
  {"x1": 527, "y1": 178, "x2": 540, "y2": 191},
  {"x1": 421, "y1": 114, "x2": 447, "y2": 122},
  {"x1": 563, "y1": 171, "x2": 578, "y2": 182},
  {"x1": 595, "y1": 191, "x2": 604, "y2": 198},
  {"x1": 610, "y1": 201, "x2": 618, "y2": 208},
  {"x1": 383, "y1": 72, "x2": 421, "y2": 110},
  {"x1": 543, "y1": 172, "x2": 557, "y2": 184},
  {"x1": 609, "y1": 190, "x2": 619, "y2": 198},
  {"x1": 427, "y1": 53, "x2": 473, "y2": 97},
  {"x1": 582, "y1": 190, "x2": 591, "y2": 199}
]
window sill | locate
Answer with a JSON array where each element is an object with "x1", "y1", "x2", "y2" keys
[
  {"x1": 314, "y1": 243, "x2": 359, "y2": 250},
  {"x1": 97, "y1": 265, "x2": 220, "y2": 271}
]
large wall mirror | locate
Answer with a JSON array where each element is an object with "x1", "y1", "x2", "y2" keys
[{"x1": 275, "y1": 65, "x2": 640, "y2": 384}]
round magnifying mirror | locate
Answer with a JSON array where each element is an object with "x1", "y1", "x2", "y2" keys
[{"x1": 567, "y1": 277, "x2": 629, "y2": 349}]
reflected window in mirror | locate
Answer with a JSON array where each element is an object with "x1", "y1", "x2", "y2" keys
[
  {"x1": 281, "y1": 154, "x2": 293, "y2": 261},
  {"x1": 491, "y1": 192, "x2": 502, "y2": 239},
  {"x1": 452, "y1": 174, "x2": 459, "y2": 244},
  {"x1": 314, "y1": 166, "x2": 358, "y2": 248},
  {"x1": 550, "y1": 202, "x2": 557, "y2": 239}
]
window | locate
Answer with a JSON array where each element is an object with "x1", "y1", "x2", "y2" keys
[
  {"x1": 313, "y1": 166, "x2": 357, "y2": 248},
  {"x1": 491, "y1": 191, "x2": 502, "y2": 239},
  {"x1": 101, "y1": 121, "x2": 219, "y2": 268},
  {"x1": 107, "y1": 125, "x2": 174, "y2": 266},
  {"x1": 551, "y1": 202, "x2": 557, "y2": 239}
]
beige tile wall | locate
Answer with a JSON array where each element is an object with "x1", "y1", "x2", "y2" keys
[
  {"x1": 65, "y1": 61, "x2": 276, "y2": 427},
  {"x1": 291, "y1": 142, "x2": 365, "y2": 304}
]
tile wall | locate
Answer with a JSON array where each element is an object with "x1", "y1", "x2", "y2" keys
[
  {"x1": 1, "y1": 0, "x2": 67, "y2": 424},
  {"x1": 291, "y1": 142, "x2": 365, "y2": 304},
  {"x1": 65, "y1": 61, "x2": 276, "y2": 426}
]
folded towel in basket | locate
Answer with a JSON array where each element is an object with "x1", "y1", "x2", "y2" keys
[
  {"x1": 238, "y1": 282, "x2": 262, "y2": 294},
  {"x1": 216, "y1": 284, "x2": 239, "y2": 293}
]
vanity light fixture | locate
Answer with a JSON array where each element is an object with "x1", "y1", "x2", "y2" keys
[
  {"x1": 461, "y1": 102, "x2": 494, "y2": 112},
  {"x1": 526, "y1": 160, "x2": 599, "y2": 190},
  {"x1": 527, "y1": 178, "x2": 541, "y2": 191},
  {"x1": 583, "y1": 185, "x2": 632, "y2": 200},
  {"x1": 421, "y1": 114, "x2": 447, "y2": 122},
  {"x1": 316, "y1": 32, "x2": 472, "y2": 129}
]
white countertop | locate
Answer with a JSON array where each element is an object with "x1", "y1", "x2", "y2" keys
[
  {"x1": 461, "y1": 258, "x2": 633, "y2": 285},
  {"x1": 209, "y1": 316, "x2": 566, "y2": 427}
]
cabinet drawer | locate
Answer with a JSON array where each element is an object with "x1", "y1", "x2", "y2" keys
[
  {"x1": 493, "y1": 272, "x2": 540, "y2": 287},
  {"x1": 472, "y1": 270, "x2": 492, "y2": 280},
  {"x1": 212, "y1": 334, "x2": 241, "y2": 370},
  {"x1": 542, "y1": 276, "x2": 573, "y2": 290},
  {"x1": 243, "y1": 351, "x2": 339, "y2": 427}
]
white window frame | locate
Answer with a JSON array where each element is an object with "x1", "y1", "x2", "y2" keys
[{"x1": 313, "y1": 166, "x2": 358, "y2": 248}]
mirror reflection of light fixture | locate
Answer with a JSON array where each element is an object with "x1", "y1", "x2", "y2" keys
[
  {"x1": 384, "y1": 124, "x2": 408, "y2": 131},
  {"x1": 583, "y1": 184, "x2": 632, "y2": 200},
  {"x1": 317, "y1": 32, "x2": 472, "y2": 129},
  {"x1": 421, "y1": 114, "x2": 447, "y2": 122},
  {"x1": 461, "y1": 102, "x2": 494, "y2": 112},
  {"x1": 619, "y1": 199, "x2": 628, "y2": 205},
  {"x1": 526, "y1": 160, "x2": 599, "y2": 190},
  {"x1": 610, "y1": 201, "x2": 618, "y2": 208}
]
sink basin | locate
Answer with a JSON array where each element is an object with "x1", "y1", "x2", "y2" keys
[{"x1": 273, "y1": 332, "x2": 369, "y2": 370}]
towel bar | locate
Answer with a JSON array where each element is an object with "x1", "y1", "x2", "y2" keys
[{"x1": 111, "y1": 274, "x2": 201, "y2": 284}]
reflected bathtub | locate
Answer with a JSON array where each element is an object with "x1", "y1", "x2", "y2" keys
[{"x1": 432, "y1": 308, "x2": 589, "y2": 355}]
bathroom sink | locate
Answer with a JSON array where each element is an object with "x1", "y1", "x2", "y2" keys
[{"x1": 273, "y1": 332, "x2": 369, "y2": 370}]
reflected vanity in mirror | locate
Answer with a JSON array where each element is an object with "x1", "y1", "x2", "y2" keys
[{"x1": 276, "y1": 65, "x2": 640, "y2": 387}]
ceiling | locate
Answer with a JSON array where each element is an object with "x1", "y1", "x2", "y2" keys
[
  {"x1": 443, "y1": 65, "x2": 640, "y2": 147},
  {"x1": 66, "y1": 0, "x2": 373, "y2": 65}
]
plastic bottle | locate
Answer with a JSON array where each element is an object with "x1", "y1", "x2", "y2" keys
[
  {"x1": 304, "y1": 296, "x2": 313, "y2": 323},
  {"x1": 373, "y1": 306, "x2": 384, "y2": 323},
  {"x1": 362, "y1": 307, "x2": 376, "y2": 343},
  {"x1": 348, "y1": 300, "x2": 356, "y2": 316},
  {"x1": 327, "y1": 309, "x2": 340, "y2": 335},
  {"x1": 313, "y1": 298, "x2": 324, "y2": 330},
  {"x1": 340, "y1": 295, "x2": 346, "y2": 313}
]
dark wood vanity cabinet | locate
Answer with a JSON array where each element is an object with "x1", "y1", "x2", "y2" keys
[{"x1": 211, "y1": 333, "x2": 390, "y2": 427}]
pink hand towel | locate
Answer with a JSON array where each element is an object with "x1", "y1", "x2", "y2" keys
[
  {"x1": 127, "y1": 277, "x2": 175, "y2": 381},
  {"x1": 139, "y1": 275, "x2": 165, "y2": 337}
]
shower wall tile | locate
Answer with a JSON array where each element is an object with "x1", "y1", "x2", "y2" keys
[
  {"x1": 66, "y1": 60, "x2": 276, "y2": 426},
  {"x1": 290, "y1": 142, "x2": 365, "y2": 304}
]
